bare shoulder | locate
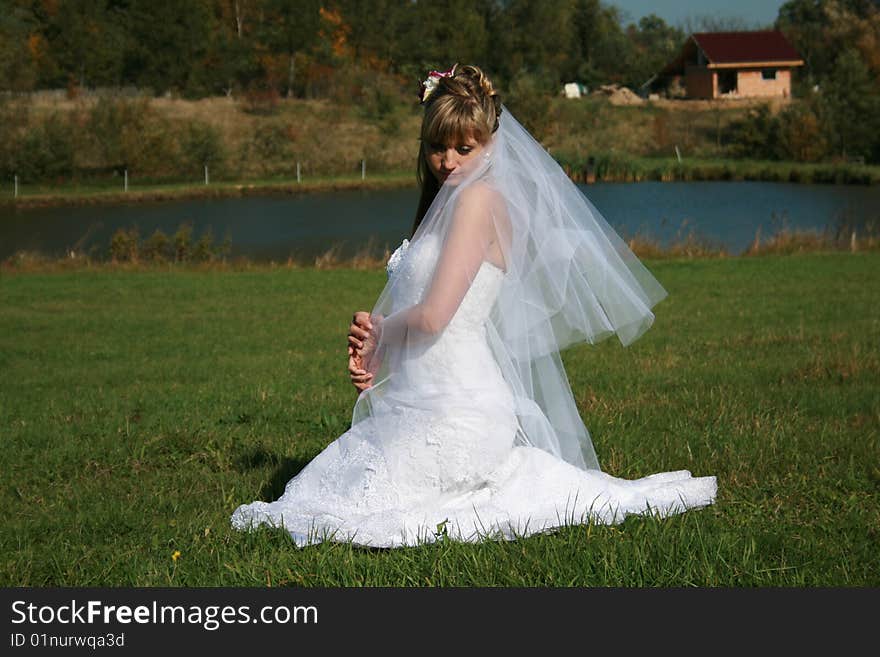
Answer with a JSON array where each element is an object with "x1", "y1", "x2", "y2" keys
[
  {"x1": 454, "y1": 181, "x2": 511, "y2": 265},
  {"x1": 457, "y1": 180, "x2": 507, "y2": 222},
  {"x1": 456, "y1": 180, "x2": 504, "y2": 211}
]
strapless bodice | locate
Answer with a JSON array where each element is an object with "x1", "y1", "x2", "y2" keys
[{"x1": 387, "y1": 236, "x2": 505, "y2": 337}]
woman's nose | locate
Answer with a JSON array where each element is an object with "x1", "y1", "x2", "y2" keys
[{"x1": 441, "y1": 149, "x2": 458, "y2": 170}]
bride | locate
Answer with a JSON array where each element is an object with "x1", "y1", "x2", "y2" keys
[{"x1": 231, "y1": 64, "x2": 716, "y2": 547}]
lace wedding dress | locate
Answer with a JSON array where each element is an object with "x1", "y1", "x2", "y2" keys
[{"x1": 231, "y1": 237, "x2": 716, "y2": 547}]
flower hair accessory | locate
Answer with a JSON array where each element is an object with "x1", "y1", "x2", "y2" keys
[{"x1": 419, "y1": 64, "x2": 457, "y2": 104}]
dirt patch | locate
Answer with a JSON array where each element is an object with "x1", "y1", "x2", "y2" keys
[{"x1": 592, "y1": 84, "x2": 645, "y2": 106}]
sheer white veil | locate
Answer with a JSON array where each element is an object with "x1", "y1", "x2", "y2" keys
[{"x1": 352, "y1": 107, "x2": 666, "y2": 472}]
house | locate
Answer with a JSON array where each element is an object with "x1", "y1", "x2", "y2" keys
[{"x1": 648, "y1": 30, "x2": 804, "y2": 100}]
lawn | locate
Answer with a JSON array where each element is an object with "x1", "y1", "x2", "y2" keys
[{"x1": 1, "y1": 253, "x2": 877, "y2": 586}]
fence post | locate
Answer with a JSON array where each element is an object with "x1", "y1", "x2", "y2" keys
[
  {"x1": 361, "y1": 159, "x2": 366, "y2": 180},
  {"x1": 297, "y1": 161, "x2": 301, "y2": 183},
  {"x1": 204, "y1": 164, "x2": 209, "y2": 185},
  {"x1": 124, "y1": 169, "x2": 128, "y2": 192},
  {"x1": 674, "y1": 145, "x2": 682, "y2": 163},
  {"x1": 14, "y1": 174, "x2": 18, "y2": 198}
]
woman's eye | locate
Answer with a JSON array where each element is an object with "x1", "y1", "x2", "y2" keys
[
  {"x1": 429, "y1": 143, "x2": 444, "y2": 152},
  {"x1": 457, "y1": 146, "x2": 473, "y2": 155}
]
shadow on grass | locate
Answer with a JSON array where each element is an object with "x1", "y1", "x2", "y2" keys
[
  {"x1": 234, "y1": 447, "x2": 313, "y2": 500},
  {"x1": 259, "y1": 457, "x2": 313, "y2": 500}
]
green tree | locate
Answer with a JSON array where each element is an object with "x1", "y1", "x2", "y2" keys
[
  {"x1": 505, "y1": 0, "x2": 578, "y2": 84},
  {"x1": 821, "y1": 48, "x2": 880, "y2": 159},
  {"x1": 393, "y1": 0, "x2": 488, "y2": 80},
  {"x1": 626, "y1": 14, "x2": 684, "y2": 90},
  {"x1": 0, "y1": 0, "x2": 42, "y2": 91},
  {"x1": 571, "y1": 0, "x2": 633, "y2": 87},
  {"x1": 122, "y1": 0, "x2": 216, "y2": 95},
  {"x1": 777, "y1": 0, "x2": 880, "y2": 89},
  {"x1": 259, "y1": 0, "x2": 322, "y2": 97},
  {"x1": 48, "y1": 0, "x2": 127, "y2": 89}
]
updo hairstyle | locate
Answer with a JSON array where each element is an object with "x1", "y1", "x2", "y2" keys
[
  {"x1": 413, "y1": 64, "x2": 502, "y2": 233},
  {"x1": 420, "y1": 64, "x2": 502, "y2": 148}
]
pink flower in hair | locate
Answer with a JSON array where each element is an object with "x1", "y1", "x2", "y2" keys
[{"x1": 419, "y1": 64, "x2": 457, "y2": 104}]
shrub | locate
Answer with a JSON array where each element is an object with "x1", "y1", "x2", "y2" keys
[
  {"x1": 87, "y1": 96, "x2": 179, "y2": 177},
  {"x1": 181, "y1": 122, "x2": 226, "y2": 177},
  {"x1": 192, "y1": 227, "x2": 215, "y2": 262},
  {"x1": 245, "y1": 123, "x2": 294, "y2": 175},
  {"x1": 173, "y1": 223, "x2": 193, "y2": 262},
  {"x1": 15, "y1": 115, "x2": 76, "y2": 181},
  {"x1": 110, "y1": 227, "x2": 139, "y2": 263},
  {"x1": 0, "y1": 98, "x2": 30, "y2": 178},
  {"x1": 724, "y1": 104, "x2": 778, "y2": 160},
  {"x1": 142, "y1": 229, "x2": 170, "y2": 262},
  {"x1": 777, "y1": 101, "x2": 829, "y2": 162}
]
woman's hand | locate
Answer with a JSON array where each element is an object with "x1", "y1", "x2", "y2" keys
[{"x1": 348, "y1": 311, "x2": 374, "y2": 392}]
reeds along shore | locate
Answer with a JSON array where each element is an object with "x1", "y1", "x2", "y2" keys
[
  {"x1": 3, "y1": 219, "x2": 879, "y2": 275},
  {"x1": 557, "y1": 157, "x2": 880, "y2": 186}
]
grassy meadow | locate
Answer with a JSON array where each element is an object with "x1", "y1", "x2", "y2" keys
[{"x1": 1, "y1": 253, "x2": 878, "y2": 586}]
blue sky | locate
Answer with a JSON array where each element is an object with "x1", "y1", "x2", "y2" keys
[{"x1": 606, "y1": 0, "x2": 788, "y2": 29}]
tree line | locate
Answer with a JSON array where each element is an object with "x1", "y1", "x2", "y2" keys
[{"x1": 0, "y1": 0, "x2": 721, "y2": 97}]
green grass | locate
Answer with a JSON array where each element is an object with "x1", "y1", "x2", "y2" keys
[{"x1": 1, "y1": 253, "x2": 878, "y2": 586}]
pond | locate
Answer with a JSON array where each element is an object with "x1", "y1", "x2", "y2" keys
[{"x1": 1, "y1": 181, "x2": 878, "y2": 261}]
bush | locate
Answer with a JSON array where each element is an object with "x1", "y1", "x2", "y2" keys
[
  {"x1": 173, "y1": 223, "x2": 193, "y2": 262},
  {"x1": 192, "y1": 227, "x2": 214, "y2": 262},
  {"x1": 87, "y1": 96, "x2": 179, "y2": 177},
  {"x1": 724, "y1": 104, "x2": 778, "y2": 160},
  {"x1": 142, "y1": 229, "x2": 170, "y2": 262},
  {"x1": 15, "y1": 115, "x2": 76, "y2": 181},
  {"x1": 0, "y1": 98, "x2": 30, "y2": 178},
  {"x1": 244, "y1": 123, "x2": 294, "y2": 175},
  {"x1": 110, "y1": 227, "x2": 140, "y2": 263},
  {"x1": 776, "y1": 100, "x2": 829, "y2": 162},
  {"x1": 180, "y1": 122, "x2": 226, "y2": 177}
]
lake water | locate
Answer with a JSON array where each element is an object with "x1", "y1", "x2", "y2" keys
[{"x1": 1, "y1": 181, "x2": 878, "y2": 261}]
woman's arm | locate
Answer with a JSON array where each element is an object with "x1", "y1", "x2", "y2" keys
[{"x1": 372, "y1": 185, "x2": 498, "y2": 347}]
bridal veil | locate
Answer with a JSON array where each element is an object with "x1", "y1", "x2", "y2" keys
[{"x1": 353, "y1": 108, "x2": 667, "y2": 472}]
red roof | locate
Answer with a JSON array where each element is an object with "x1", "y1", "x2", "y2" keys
[{"x1": 692, "y1": 30, "x2": 802, "y2": 64}]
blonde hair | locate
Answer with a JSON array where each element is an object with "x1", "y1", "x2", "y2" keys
[{"x1": 412, "y1": 64, "x2": 502, "y2": 235}]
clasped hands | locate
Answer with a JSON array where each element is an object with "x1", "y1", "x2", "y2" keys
[{"x1": 347, "y1": 311, "x2": 378, "y2": 392}]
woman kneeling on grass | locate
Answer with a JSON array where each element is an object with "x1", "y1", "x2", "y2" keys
[{"x1": 232, "y1": 64, "x2": 716, "y2": 547}]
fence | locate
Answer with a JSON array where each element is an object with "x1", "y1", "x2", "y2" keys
[{"x1": 4, "y1": 158, "x2": 378, "y2": 199}]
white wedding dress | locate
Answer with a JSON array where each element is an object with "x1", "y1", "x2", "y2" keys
[{"x1": 231, "y1": 237, "x2": 717, "y2": 547}]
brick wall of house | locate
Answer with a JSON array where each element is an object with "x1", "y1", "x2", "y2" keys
[{"x1": 735, "y1": 68, "x2": 792, "y2": 97}]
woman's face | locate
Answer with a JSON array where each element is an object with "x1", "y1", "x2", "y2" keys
[{"x1": 424, "y1": 134, "x2": 485, "y2": 185}]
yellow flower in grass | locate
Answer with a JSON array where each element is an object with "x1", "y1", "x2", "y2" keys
[{"x1": 171, "y1": 550, "x2": 181, "y2": 562}]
